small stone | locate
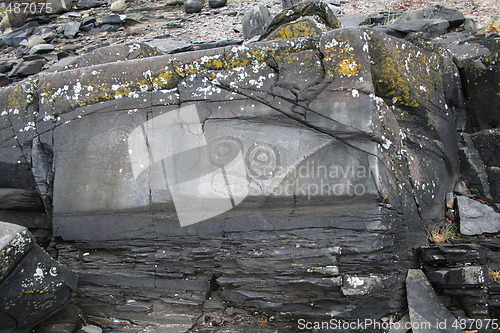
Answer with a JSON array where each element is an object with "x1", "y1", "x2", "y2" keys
[
  {"x1": 110, "y1": 0, "x2": 127, "y2": 12},
  {"x1": 80, "y1": 325, "x2": 102, "y2": 333},
  {"x1": 184, "y1": 0, "x2": 203, "y2": 13},
  {"x1": 26, "y1": 35, "x2": 45, "y2": 48},
  {"x1": 339, "y1": 14, "x2": 368, "y2": 27},
  {"x1": 390, "y1": 19, "x2": 449, "y2": 37},
  {"x1": 445, "y1": 192, "x2": 455, "y2": 209},
  {"x1": 62, "y1": 22, "x2": 81, "y2": 38},
  {"x1": 101, "y1": 14, "x2": 125, "y2": 24},
  {"x1": 445, "y1": 209, "x2": 456, "y2": 221},
  {"x1": 76, "y1": 0, "x2": 107, "y2": 10},
  {"x1": 454, "y1": 180, "x2": 468, "y2": 195},
  {"x1": 9, "y1": 59, "x2": 47, "y2": 77},
  {"x1": 0, "y1": 62, "x2": 13, "y2": 73},
  {"x1": 208, "y1": 0, "x2": 226, "y2": 9},
  {"x1": 165, "y1": 0, "x2": 184, "y2": 5},
  {"x1": 29, "y1": 44, "x2": 55, "y2": 55}
]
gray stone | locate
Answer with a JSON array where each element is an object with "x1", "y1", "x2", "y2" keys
[
  {"x1": 0, "y1": 221, "x2": 78, "y2": 332},
  {"x1": 406, "y1": 269, "x2": 460, "y2": 333},
  {"x1": 184, "y1": 0, "x2": 203, "y2": 13},
  {"x1": 390, "y1": 19, "x2": 449, "y2": 37},
  {"x1": 208, "y1": 0, "x2": 226, "y2": 9},
  {"x1": 457, "y1": 196, "x2": 500, "y2": 235},
  {"x1": 242, "y1": 5, "x2": 273, "y2": 39},
  {"x1": 100, "y1": 14, "x2": 124, "y2": 24},
  {"x1": 145, "y1": 37, "x2": 192, "y2": 54},
  {"x1": 393, "y1": 5, "x2": 465, "y2": 28},
  {"x1": 29, "y1": 43, "x2": 55, "y2": 55},
  {"x1": 9, "y1": 58, "x2": 46, "y2": 76},
  {"x1": 110, "y1": 0, "x2": 126, "y2": 12},
  {"x1": 80, "y1": 325, "x2": 103, "y2": 333},
  {"x1": 0, "y1": 62, "x2": 13, "y2": 74},
  {"x1": 62, "y1": 22, "x2": 81, "y2": 38},
  {"x1": 76, "y1": 0, "x2": 106, "y2": 9},
  {"x1": 0, "y1": 21, "x2": 38, "y2": 47},
  {"x1": 454, "y1": 180, "x2": 469, "y2": 195},
  {"x1": 339, "y1": 13, "x2": 368, "y2": 27},
  {"x1": 458, "y1": 132, "x2": 491, "y2": 199},
  {"x1": 262, "y1": 0, "x2": 341, "y2": 40},
  {"x1": 447, "y1": 266, "x2": 487, "y2": 286}
]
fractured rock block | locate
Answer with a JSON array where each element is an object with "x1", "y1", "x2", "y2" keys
[{"x1": 0, "y1": 221, "x2": 78, "y2": 332}]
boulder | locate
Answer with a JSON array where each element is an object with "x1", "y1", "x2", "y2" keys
[
  {"x1": 261, "y1": 0, "x2": 341, "y2": 40},
  {"x1": 61, "y1": 22, "x2": 81, "y2": 38},
  {"x1": 390, "y1": 19, "x2": 449, "y2": 37},
  {"x1": 0, "y1": 221, "x2": 78, "y2": 332},
  {"x1": 392, "y1": 5, "x2": 465, "y2": 28},
  {"x1": 0, "y1": 21, "x2": 38, "y2": 48},
  {"x1": 457, "y1": 196, "x2": 500, "y2": 235},
  {"x1": 242, "y1": 5, "x2": 273, "y2": 39},
  {"x1": 1, "y1": 26, "x2": 460, "y2": 325}
]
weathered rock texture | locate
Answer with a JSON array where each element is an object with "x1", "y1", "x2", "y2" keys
[
  {"x1": 0, "y1": 221, "x2": 78, "y2": 332},
  {"x1": 0, "y1": 24, "x2": 461, "y2": 329},
  {"x1": 419, "y1": 244, "x2": 500, "y2": 320}
]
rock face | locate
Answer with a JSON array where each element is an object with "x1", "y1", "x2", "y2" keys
[
  {"x1": 0, "y1": 221, "x2": 78, "y2": 332},
  {"x1": 0, "y1": 22, "x2": 461, "y2": 328}
]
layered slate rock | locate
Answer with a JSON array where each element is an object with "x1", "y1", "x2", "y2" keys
[
  {"x1": 0, "y1": 26, "x2": 459, "y2": 328},
  {"x1": 0, "y1": 221, "x2": 78, "y2": 332},
  {"x1": 406, "y1": 269, "x2": 460, "y2": 332},
  {"x1": 419, "y1": 245, "x2": 499, "y2": 319}
]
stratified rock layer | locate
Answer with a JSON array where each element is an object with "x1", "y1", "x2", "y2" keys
[{"x1": 0, "y1": 26, "x2": 459, "y2": 328}]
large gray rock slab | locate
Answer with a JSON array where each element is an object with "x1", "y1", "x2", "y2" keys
[
  {"x1": 457, "y1": 196, "x2": 500, "y2": 235},
  {"x1": 0, "y1": 26, "x2": 460, "y2": 324},
  {"x1": 0, "y1": 221, "x2": 78, "y2": 332},
  {"x1": 392, "y1": 5, "x2": 465, "y2": 28},
  {"x1": 406, "y1": 269, "x2": 460, "y2": 333},
  {"x1": 390, "y1": 19, "x2": 449, "y2": 37}
]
